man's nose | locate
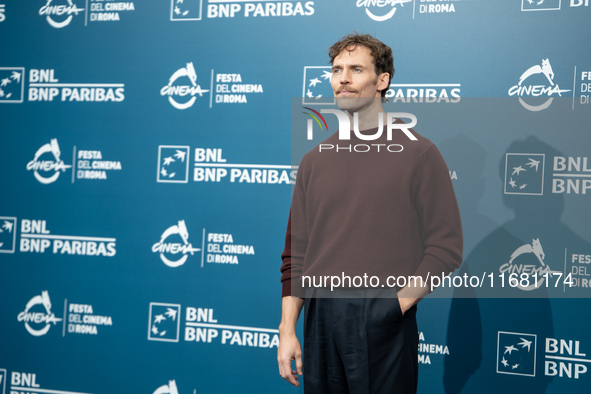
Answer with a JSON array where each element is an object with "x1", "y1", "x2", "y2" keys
[{"x1": 339, "y1": 69, "x2": 351, "y2": 84}]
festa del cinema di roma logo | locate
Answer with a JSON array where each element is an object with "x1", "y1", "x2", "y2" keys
[
  {"x1": 151, "y1": 220, "x2": 255, "y2": 267},
  {"x1": 508, "y1": 59, "x2": 570, "y2": 111},
  {"x1": 152, "y1": 220, "x2": 201, "y2": 267},
  {"x1": 153, "y1": 380, "x2": 180, "y2": 394},
  {"x1": 26, "y1": 138, "x2": 71, "y2": 184},
  {"x1": 17, "y1": 291, "x2": 62, "y2": 336},
  {"x1": 357, "y1": 0, "x2": 412, "y2": 21},
  {"x1": 39, "y1": 0, "x2": 84, "y2": 28},
  {"x1": 160, "y1": 62, "x2": 209, "y2": 110},
  {"x1": 25, "y1": 138, "x2": 122, "y2": 184},
  {"x1": 499, "y1": 238, "x2": 564, "y2": 290}
]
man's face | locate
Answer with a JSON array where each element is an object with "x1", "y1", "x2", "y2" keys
[{"x1": 331, "y1": 45, "x2": 388, "y2": 112}]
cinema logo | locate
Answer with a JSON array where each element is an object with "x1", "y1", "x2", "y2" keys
[
  {"x1": 357, "y1": 0, "x2": 412, "y2": 21},
  {"x1": 499, "y1": 238, "x2": 562, "y2": 291},
  {"x1": 39, "y1": 0, "x2": 84, "y2": 28},
  {"x1": 358, "y1": 0, "x2": 460, "y2": 20},
  {"x1": 151, "y1": 220, "x2": 255, "y2": 267},
  {"x1": 39, "y1": 0, "x2": 134, "y2": 26},
  {"x1": 17, "y1": 291, "x2": 62, "y2": 336},
  {"x1": 148, "y1": 302, "x2": 279, "y2": 348},
  {"x1": 26, "y1": 139, "x2": 71, "y2": 184},
  {"x1": 508, "y1": 59, "x2": 570, "y2": 111},
  {"x1": 161, "y1": 63, "x2": 209, "y2": 109},
  {"x1": 18, "y1": 219, "x2": 117, "y2": 257},
  {"x1": 152, "y1": 220, "x2": 201, "y2": 267},
  {"x1": 497, "y1": 331, "x2": 590, "y2": 379},
  {"x1": 153, "y1": 380, "x2": 181, "y2": 394}
]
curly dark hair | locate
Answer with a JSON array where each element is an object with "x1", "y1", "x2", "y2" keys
[{"x1": 327, "y1": 32, "x2": 394, "y2": 98}]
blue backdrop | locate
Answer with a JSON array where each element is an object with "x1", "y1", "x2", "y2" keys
[{"x1": 1, "y1": 0, "x2": 590, "y2": 393}]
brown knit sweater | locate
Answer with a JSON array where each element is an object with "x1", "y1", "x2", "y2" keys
[{"x1": 281, "y1": 125, "x2": 463, "y2": 298}]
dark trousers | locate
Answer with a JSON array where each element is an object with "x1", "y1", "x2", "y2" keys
[{"x1": 303, "y1": 295, "x2": 419, "y2": 394}]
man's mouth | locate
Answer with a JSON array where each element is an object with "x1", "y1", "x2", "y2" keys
[{"x1": 337, "y1": 89, "x2": 357, "y2": 96}]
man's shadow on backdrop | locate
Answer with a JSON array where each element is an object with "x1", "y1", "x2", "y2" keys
[{"x1": 443, "y1": 136, "x2": 591, "y2": 393}]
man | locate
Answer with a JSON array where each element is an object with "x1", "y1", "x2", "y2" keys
[{"x1": 278, "y1": 33, "x2": 463, "y2": 393}]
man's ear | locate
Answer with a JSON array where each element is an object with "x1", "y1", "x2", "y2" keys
[{"x1": 376, "y1": 72, "x2": 389, "y2": 94}]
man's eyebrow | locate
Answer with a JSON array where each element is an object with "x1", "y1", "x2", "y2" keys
[{"x1": 331, "y1": 64, "x2": 365, "y2": 70}]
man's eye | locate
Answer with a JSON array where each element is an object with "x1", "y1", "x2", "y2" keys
[
  {"x1": 354, "y1": 68, "x2": 361, "y2": 72},
  {"x1": 333, "y1": 69, "x2": 341, "y2": 74}
]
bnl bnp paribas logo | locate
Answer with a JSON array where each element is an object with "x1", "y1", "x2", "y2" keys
[
  {"x1": 0, "y1": 217, "x2": 16, "y2": 254},
  {"x1": 302, "y1": 66, "x2": 461, "y2": 105},
  {"x1": 505, "y1": 152, "x2": 591, "y2": 195},
  {"x1": 157, "y1": 145, "x2": 296, "y2": 184},
  {"x1": 1, "y1": 68, "x2": 125, "y2": 103},
  {"x1": 522, "y1": 0, "x2": 590, "y2": 11},
  {"x1": 497, "y1": 332, "x2": 537, "y2": 376},
  {"x1": 508, "y1": 59, "x2": 570, "y2": 111},
  {"x1": 170, "y1": 0, "x2": 314, "y2": 20},
  {"x1": 498, "y1": 331, "x2": 590, "y2": 380},
  {"x1": 148, "y1": 303, "x2": 279, "y2": 348},
  {"x1": 0, "y1": 68, "x2": 24, "y2": 103},
  {"x1": 504, "y1": 153, "x2": 545, "y2": 195}
]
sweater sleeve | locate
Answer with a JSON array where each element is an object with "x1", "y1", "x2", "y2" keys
[
  {"x1": 412, "y1": 145, "x2": 463, "y2": 282},
  {"x1": 279, "y1": 211, "x2": 292, "y2": 298},
  {"x1": 279, "y1": 156, "x2": 308, "y2": 298}
]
